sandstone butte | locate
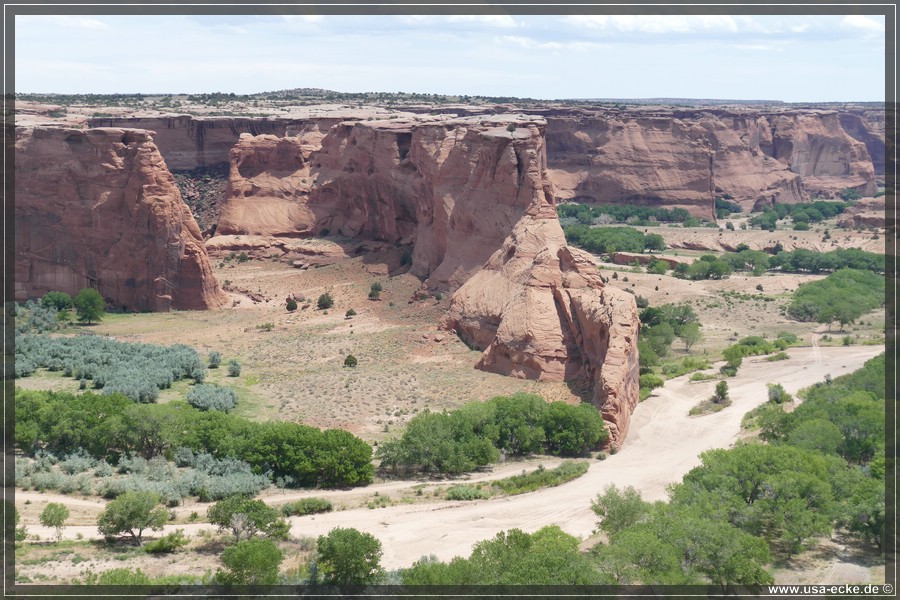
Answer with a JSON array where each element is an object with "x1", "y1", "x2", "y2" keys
[{"x1": 14, "y1": 127, "x2": 228, "y2": 311}]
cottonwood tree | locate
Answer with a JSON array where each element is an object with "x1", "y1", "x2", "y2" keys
[
  {"x1": 74, "y1": 287, "x2": 104, "y2": 324},
  {"x1": 97, "y1": 491, "x2": 168, "y2": 545},
  {"x1": 215, "y1": 538, "x2": 283, "y2": 585},
  {"x1": 40, "y1": 503, "x2": 70, "y2": 542},
  {"x1": 207, "y1": 496, "x2": 288, "y2": 542},
  {"x1": 592, "y1": 484, "x2": 651, "y2": 536},
  {"x1": 317, "y1": 527, "x2": 384, "y2": 586}
]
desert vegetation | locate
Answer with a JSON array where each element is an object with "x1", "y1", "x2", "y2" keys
[{"x1": 376, "y1": 393, "x2": 608, "y2": 474}]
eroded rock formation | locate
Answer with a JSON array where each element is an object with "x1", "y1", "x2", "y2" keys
[
  {"x1": 543, "y1": 107, "x2": 877, "y2": 216},
  {"x1": 15, "y1": 127, "x2": 227, "y2": 311},
  {"x1": 88, "y1": 116, "x2": 292, "y2": 170},
  {"x1": 213, "y1": 116, "x2": 640, "y2": 444}
]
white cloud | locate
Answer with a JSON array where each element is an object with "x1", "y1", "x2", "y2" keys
[
  {"x1": 282, "y1": 15, "x2": 325, "y2": 24},
  {"x1": 565, "y1": 15, "x2": 737, "y2": 34},
  {"x1": 399, "y1": 15, "x2": 518, "y2": 28},
  {"x1": 46, "y1": 15, "x2": 109, "y2": 30},
  {"x1": 840, "y1": 15, "x2": 884, "y2": 32}
]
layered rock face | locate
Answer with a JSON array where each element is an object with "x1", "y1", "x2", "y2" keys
[
  {"x1": 767, "y1": 111, "x2": 876, "y2": 197},
  {"x1": 542, "y1": 107, "x2": 877, "y2": 215},
  {"x1": 214, "y1": 117, "x2": 640, "y2": 443},
  {"x1": 15, "y1": 127, "x2": 228, "y2": 311},
  {"x1": 88, "y1": 116, "x2": 292, "y2": 170}
]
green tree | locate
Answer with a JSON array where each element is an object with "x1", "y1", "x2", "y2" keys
[
  {"x1": 317, "y1": 292, "x2": 334, "y2": 309},
  {"x1": 215, "y1": 538, "x2": 284, "y2": 585},
  {"x1": 343, "y1": 354, "x2": 358, "y2": 368},
  {"x1": 787, "y1": 419, "x2": 841, "y2": 456},
  {"x1": 713, "y1": 381, "x2": 729, "y2": 404},
  {"x1": 643, "y1": 233, "x2": 666, "y2": 253},
  {"x1": 317, "y1": 527, "x2": 385, "y2": 586},
  {"x1": 41, "y1": 291, "x2": 73, "y2": 311},
  {"x1": 207, "y1": 496, "x2": 289, "y2": 542},
  {"x1": 40, "y1": 502, "x2": 70, "y2": 542},
  {"x1": 286, "y1": 298, "x2": 298, "y2": 312},
  {"x1": 74, "y1": 287, "x2": 105, "y2": 324},
  {"x1": 542, "y1": 402, "x2": 608, "y2": 457},
  {"x1": 678, "y1": 322, "x2": 702, "y2": 352},
  {"x1": 592, "y1": 484, "x2": 651, "y2": 536},
  {"x1": 489, "y1": 393, "x2": 546, "y2": 456},
  {"x1": 96, "y1": 491, "x2": 168, "y2": 545}
]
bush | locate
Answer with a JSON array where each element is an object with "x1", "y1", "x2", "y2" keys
[
  {"x1": 281, "y1": 498, "x2": 334, "y2": 517},
  {"x1": 767, "y1": 383, "x2": 792, "y2": 404},
  {"x1": 446, "y1": 485, "x2": 491, "y2": 501},
  {"x1": 59, "y1": 448, "x2": 96, "y2": 475},
  {"x1": 345, "y1": 308, "x2": 357, "y2": 318},
  {"x1": 317, "y1": 293, "x2": 335, "y2": 310},
  {"x1": 143, "y1": 529, "x2": 189, "y2": 554},
  {"x1": 15, "y1": 334, "x2": 205, "y2": 401},
  {"x1": 208, "y1": 351, "x2": 222, "y2": 368},
  {"x1": 491, "y1": 462, "x2": 589, "y2": 495},
  {"x1": 187, "y1": 384, "x2": 238, "y2": 413},
  {"x1": 344, "y1": 355, "x2": 358, "y2": 368},
  {"x1": 227, "y1": 359, "x2": 241, "y2": 377},
  {"x1": 286, "y1": 298, "x2": 298, "y2": 312},
  {"x1": 639, "y1": 373, "x2": 664, "y2": 392}
]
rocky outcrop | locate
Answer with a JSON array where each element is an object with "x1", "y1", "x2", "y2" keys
[
  {"x1": 217, "y1": 116, "x2": 560, "y2": 291},
  {"x1": 93, "y1": 109, "x2": 882, "y2": 219},
  {"x1": 839, "y1": 111, "x2": 885, "y2": 179},
  {"x1": 837, "y1": 196, "x2": 890, "y2": 230},
  {"x1": 88, "y1": 116, "x2": 293, "y2": 170},
  {"x1": 543, "y1": 107, "x2": 878, "y2": 215},
  {"x1": 441, "y1": 218, "x2": 640, "y2": 445},
  {"x1": 213, "y1": 116, "x2": 641, "y2": 443},
  {"x1": 767, "y1": 111, "x2": 876, "y2": 198},
  {"x1": 15, "y1": 127, "x2": 227, "y2": 311}
]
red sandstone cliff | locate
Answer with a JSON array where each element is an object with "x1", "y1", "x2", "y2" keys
[
  {"x1": 90, "y1": 109, "x2": 881, "y2": 217},
  {"x1": 213, "y1": 117, "x2": 640, "y2": 444},
  {"x1": 767, "y1": 111, "x2": 876, "y2": 198},
  {"x1": 15, "y1": 127, "x2": 228, "y2": 311},
  {"x1": 88, "y1": 116, "x2": 293, "y2": 170}
]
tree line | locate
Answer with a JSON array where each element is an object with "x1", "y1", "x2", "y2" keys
[
  {"x1": 376, "y1": 393, "x2": 609, "y2": 474},
  {"x1": 15, "y1": 389, "x2": 373, "y2": 490}
]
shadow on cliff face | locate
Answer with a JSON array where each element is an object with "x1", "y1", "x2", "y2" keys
[{"x1": 564, "y1": 377, "x2": 595, "y2": 405}]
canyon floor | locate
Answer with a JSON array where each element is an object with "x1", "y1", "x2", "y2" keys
[
  {"x1": 14, "y1": 237, "x2": 887, "y2": 585},
  {"x1": 17, "y1": 341, "x2": 885, "y2": 583}
]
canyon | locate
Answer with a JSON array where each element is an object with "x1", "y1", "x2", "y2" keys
[{"x1": 15, "y1": 101, "x2": 884, "y2": 443}]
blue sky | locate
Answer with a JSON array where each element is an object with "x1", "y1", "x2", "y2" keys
[{"x1": 14, "y1": 13, "x2": 887, "y2": 102}]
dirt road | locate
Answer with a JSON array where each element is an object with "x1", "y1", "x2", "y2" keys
[{"x1": 22, "y1": 343, "x2": 883, "y2": 571}]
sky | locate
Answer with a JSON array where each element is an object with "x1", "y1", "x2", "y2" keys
[{"x1": 13, "y1": 11, "x2": 888, "y2": 102}]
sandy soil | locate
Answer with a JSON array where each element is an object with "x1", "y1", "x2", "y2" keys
[{"x1": 19, "y1": 342, "x2": 883, "y2": 576}]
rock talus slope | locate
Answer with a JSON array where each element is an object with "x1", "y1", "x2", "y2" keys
[
  {"x1": 15, "y1": 127, "x2": 227, "y2": 311},
  {"x1": 216, "y1": 117, "x2": 640, "y2": 443}
]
